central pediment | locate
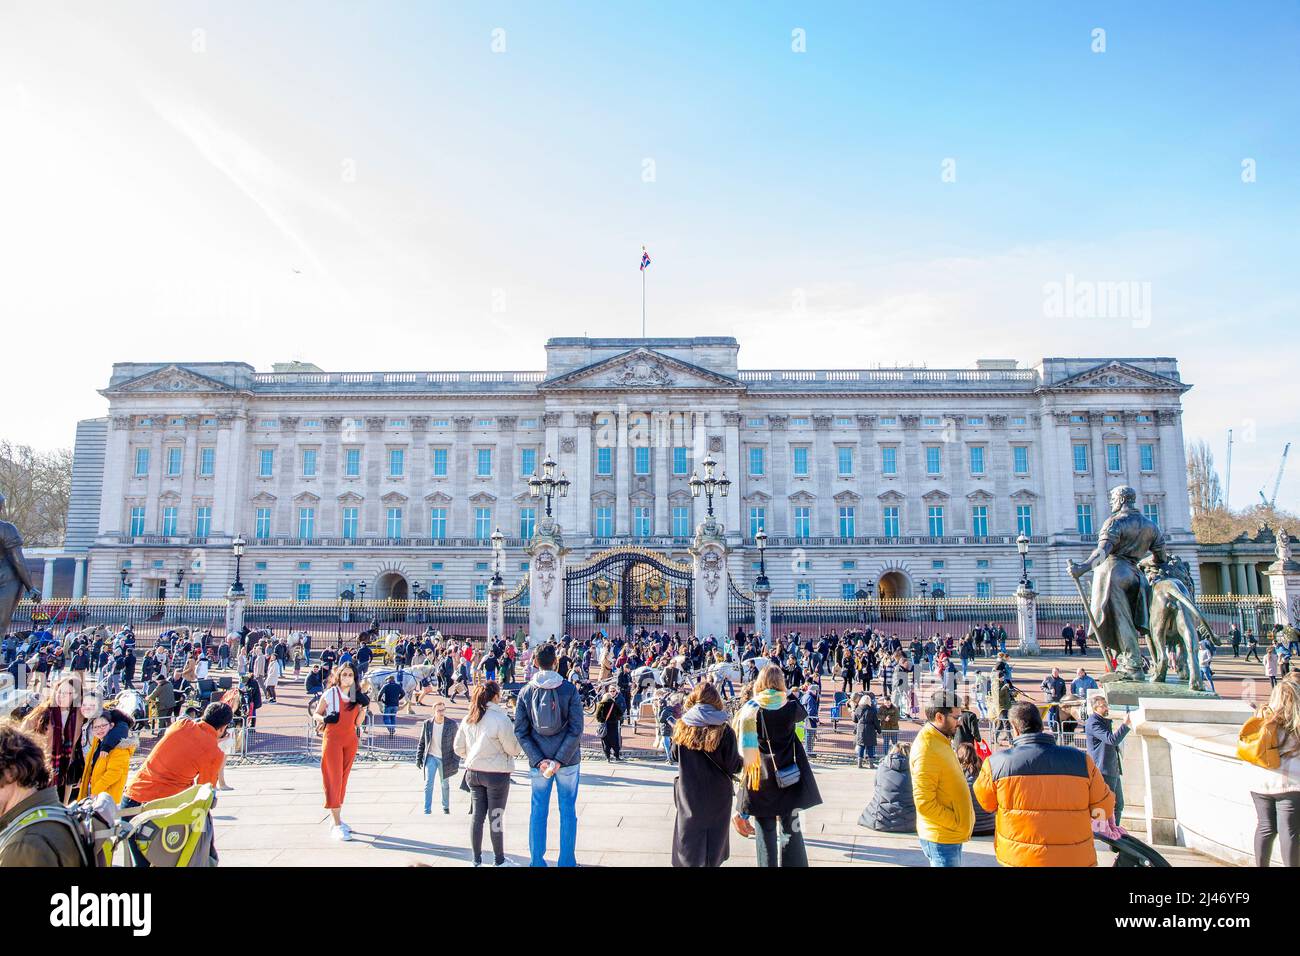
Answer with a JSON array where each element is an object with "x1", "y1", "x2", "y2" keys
[{"x1": 539, "y1": 347, "x2": 743, "y2": 392}]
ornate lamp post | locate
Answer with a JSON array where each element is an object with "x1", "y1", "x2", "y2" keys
[
  {"x1": 688, "y1": 454, "x2": 731, "y2": 518},
  {"x1": 175, "y1": 565, "x2": 187, "y2": 591},
  {"x1": 919, "y1": 578, "x2": 930, "y2": 599},
  {"x1": 358, "y1": 580, "x2": 367, "y2": 603},
  {"x1": 1017, "y1": 533, "x2": 1031, "y2": 588},
  {"x1": 490, "y1": 528, "x2": 505, "y2": 586},
  {"x1": 754, "y1": 528, "x2": 769, "y2": 588},
  {"x1": 527, "y1": 454, "x2": 570, "y2": 518},
  {"x1": 230, "y1": 534, "x2": 246, "y2": 595},
  {"x1": 119, "y1": 568, "x2": 131, "y2": 600}
]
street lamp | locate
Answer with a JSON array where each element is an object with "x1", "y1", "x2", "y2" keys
[
  {"x1": 490, "y1": 528, "x2": 505, "y2": 586},
  {"x1": 688, "y1": 454, "x2": 731, "y2": 518},
  {"x1": 527, "y1": 453, "x2": 570, "y2": 518},
  {"x1": 754, "y1": 528, "x2": 769, "y2": 588},
  {"x1": 119, "y1": 568, "x2": 132, "y2": 599},
  {"x1": 919, "y1": 578, "x2": 930, "y2": 599},
  {"x1": 175, "y1": 565, "x2": 186, "y2": 590},
  {"x1": 1016, "y1": 532, "x2": 1030, "y2": 588},
  {"x1": 864, "y1": 579, "x2": 875, "y2": 599},
  {"x1": 230, "y1": 534, "x2": 246, "y2": 595},
  {"x1": 358, "y1": 580, "x2": 367, "y2": 601}
]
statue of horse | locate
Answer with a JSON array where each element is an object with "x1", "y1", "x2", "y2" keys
[{"x1": 1139, "y1": 555, "x2": 1217, "y2": 690}]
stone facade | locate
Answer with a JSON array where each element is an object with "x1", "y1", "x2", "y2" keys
[{"x1": 75, "y1": 337, "x2": 1197, "y2": 602}]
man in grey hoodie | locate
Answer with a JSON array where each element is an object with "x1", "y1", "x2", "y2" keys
[{"x1": 513, "y1": 642, "x2": 584, "y2": 867}]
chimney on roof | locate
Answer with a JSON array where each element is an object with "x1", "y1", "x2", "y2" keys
[
  {"x1": 975, "y1": 359, "x2": 1018, "y2": 370},
  {"x1": 271, "y1": 361, "x2": 324, "y2": 373}
]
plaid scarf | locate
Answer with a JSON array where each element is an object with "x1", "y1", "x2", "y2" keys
[{"x1": 735, "y1": 688, "x2": 787, "y2": 790}]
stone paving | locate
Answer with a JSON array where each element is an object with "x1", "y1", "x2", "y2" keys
[{"x1": 211, "y1": 753, "x2": 1217, "y2": 867}]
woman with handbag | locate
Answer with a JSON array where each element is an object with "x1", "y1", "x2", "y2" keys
[
  {"x1": 732, "y1": 664, "x2": 822, "y2": 866},
  {"x1": 670, "y1": 681, "x2": 743, "y2": 867},
  {"x1": 452, "y1": 681, "x2": 522, "y2": 867},
  {"x1": 315, "y1": 661, "x2": 369, "y2": 841},
  {"x1": 1239, "y1": 677, "x2": 1300, "y2": 866}
]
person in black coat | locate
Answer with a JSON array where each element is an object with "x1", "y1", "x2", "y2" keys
[
  {"x1": 956, "y1": 742, "x2": 996, "y2": 836},
  {"x1": 594, "y1": 689, "x2": 623, "y2": 760},
  {"x1": 735, "y1": 665, "x2": 823, "y2": 867},
  {"x1": 671, "y1": 682, "x2": 743, "y2": 867},
  {"x1": 853, "y1": 693, "x2": 881, "y2": 768},
  {"x1": 858, "y1": 742, "x2": 917, "y2": 833}
]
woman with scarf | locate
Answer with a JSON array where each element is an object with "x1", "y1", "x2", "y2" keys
[
  {"x1": 21, "y1": 675, "x2": 86, "y2": 801},
  {"x1": 670, "y1": 681, "x2": 743, "y2": 867},
  {"x1": 732, "y1": 664, "x2": 822, "y2": 866}
]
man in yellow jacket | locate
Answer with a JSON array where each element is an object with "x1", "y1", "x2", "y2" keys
[{"x1": 910, "y1": 690, "x2": 975, "y2": 866}]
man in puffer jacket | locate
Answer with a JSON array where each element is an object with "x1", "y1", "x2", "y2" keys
[
  {"x1": 910, "y1": 690, "x2": 974, "y2": 866},
  {"x1": 974, "y1": 701, "x2": 1114, "y2": 866},
  {"x1": 858, "y1": 742, "x2": 917, "y2": 834},
  {"x1": 513, "y1": 643, "x2": 584, "y2": 867}
]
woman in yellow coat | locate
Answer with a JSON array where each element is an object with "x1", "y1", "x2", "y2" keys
[{"x1": 77, "y1": 708, "x2": 138, "y2": 804}]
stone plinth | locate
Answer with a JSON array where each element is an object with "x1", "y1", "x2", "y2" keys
[
  {"x1": 1013, "y1": 585, "x2": 1040, "y2": 656},
  {"x1": 690, "y1": 517, "x2": 728, "y2": 645},
  {"x1": 526, "y1": 519, "x2": 566, "y2": 646},
  {"x1": 225, "y1": 587, "x2": 247, "y2": 634}
]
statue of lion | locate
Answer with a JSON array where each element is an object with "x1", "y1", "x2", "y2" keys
[{"x1": 1138, "y1": 554, "x2": 1217, "y2": 689}]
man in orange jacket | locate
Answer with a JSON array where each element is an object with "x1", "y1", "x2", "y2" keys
[
  {"x1": 122, "y1": 702, "x2": 233, "y2": 807},
  {"x1": 974, "y1": 700, "x2": 1114, "y2": 866}
]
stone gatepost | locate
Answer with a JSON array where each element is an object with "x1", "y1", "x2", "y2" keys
[
  {"x1": 753, "y1": 579, "x2": 773, "y2": 645},
  {"x1": 1014, "y1": 583, "x2": 1040, "y2": 656},
  {"x1": 486, "y1": 579, "x2": 507, "y2": 642},
  {"x1": 225, "y1": 586, "x2": 247, "y2": 635},
  {"x1": 526, "y1": 516, "x2": 566, "y2": 647},
  {"x1": 690, "y1": 516, "x2": 729, "y2": 645},
  {"x1": 1265, "y1": 530, "x2": 1300, "y2": 627}
]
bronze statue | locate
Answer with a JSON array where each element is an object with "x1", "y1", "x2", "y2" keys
[
  {"x1": 1139, "y1": 554, "x2": 1216, "y2": 689},
  {"x1": 0, "y1": 492, "x2": 41, "y2": 638},
  {"x1": 1068, "y1": 485, "x2": 1166, "y2": 682}
]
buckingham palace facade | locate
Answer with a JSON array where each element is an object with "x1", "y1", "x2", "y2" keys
[{"x1": 68, "y1": 336, "x2": 1198, "y2": 603}]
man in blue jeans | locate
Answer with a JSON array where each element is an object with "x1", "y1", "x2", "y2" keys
[{"x1": 513, "y1": 642, "x2": 584, "y2": 867}]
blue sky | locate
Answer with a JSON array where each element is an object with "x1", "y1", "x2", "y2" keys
[{"x1": 1, "y1": 1, "x2": 1296, "y2": 508}]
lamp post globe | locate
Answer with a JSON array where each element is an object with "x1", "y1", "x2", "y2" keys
[
  {"x1": 230, "y1": 534, "x2": 246, "y2": 595},
  {"x1": 1016, "y1": 532, "x2": 1030, "y2": 586}
]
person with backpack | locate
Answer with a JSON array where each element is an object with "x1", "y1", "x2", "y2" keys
[
  {"x1": 513, "y1": 643, "x2": 584, "y2": 867},
  {"x1": 0, "y1": 724, "x2": 90, "y2": 867}
]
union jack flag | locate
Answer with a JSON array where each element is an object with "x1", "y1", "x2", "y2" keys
[{"x1": 640, "y1": 247, "x2": 651, "y2": 271}]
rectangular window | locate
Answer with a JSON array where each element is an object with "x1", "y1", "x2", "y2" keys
[
  {"x1": 1143, "y1": 503, "x2": 1160, "y2": 527},
  {"x1": 923, "y1": 416, "x2": 941, "y2": 427},
  {"x1": 748, "y1": 418, "x2": 765, "y2": 427},
  {"x1": 186, "y1": 582, "x2": 203, "y2": 600},
  {"x1": 794, "y1": 506, "x2": 811, "y2": 539},
  {"x1": 927, "y1": 506, "x2": 945, "y2": 537},
  {"x1": 301, "y1": 448, "x2": 317, "y2": 477},
  {"x1": 634, "y1": 506, "x2": 652, "y2": 537},
  {"x1": 842, "y1": 582, "x2": 856, "y2": 600},
  {"x1": 297, "y1": 561, "x2": 311, "y2": 571},
  {"x1": 673, "y1": 446, "x2": 688, "y2": 475},
  {"x1": 971, "y1": 505, "x2": 988, "y2": 537},
  {"x1": 1107, "y1": 443, "x2": 1123, "y2": 472},
  {"x1": 596, "y1": 447, "x2": 612, "y2": 476},
  {"x1": 882, "y1": 506, "x2": 899, "y2": 538},
  {"x1": 389, "y1": 448, "x2": 405, "y2": 477},
  {"x1": 386, "y1": 507, "x2": 403, "y2": 538},
  {"x1": 253, "y1": 583, "x2": 268, "y2": 602},
  {"x1": 342, "y1": 507, "x2": 359, "y2": 540},
  {"x1": 429, "y1": 508, "x2": 447, "y2": 539},
  {"x1": 520, "y1": 447, "x2": 537, "y2": 478},
  {"x1": 749, "y1": 507, "x2": 766, "y2": 537},
  {"x1": 298, "y1": 507, "x2": 316, "y2": 539},
  {"x1": 255, "y1": 507, "x2": 271, "y2": 539},
  {"x1": 925, "y1": 446, "x2": 942, "y2": 475},
  {"x1": 129, "y1": 507, "x2": 145, "y2": 537},
  {"x1": 838, "y1": 506, "x2": 856, "y2": 538},
  {"x1": 134, "y1": 448, "x2": 149, "y2": 476},
  {"x1": 837, "y1": 446, "x2": 853, "y2": 476},
  {"x1": 199, "y1": 447, "x2": 215, "y2": 477},
  {"x1": 969, "y1": 446, "x2": 985, "y2": 475},
  {"x1": 842, "y1": 560, "x2": 857, "y2": 570},
  {"x1": 1016, "y1": 504, "x2": 1033, "y2": 536},
  {"x1": 1076, "y1": 504, "x2": 1093, "y2": 535},
  {"x1": 519, "y1": 507, "x2": 536, "y2": 539},
  {"x1": 428, "y1": 583, "x2": 444, "y2": 602},
  {"x1": 474, "y1": 507, "x2": 491, "y2": 540},
  {"x1": 162, "y1": 506, "x2": 177, "y2": 536},
  {"x1": 672, "y1": 506, "x2": 690, "y2": 538},
  {"x1": 344, "y1": 448, "x2": 361, "y2": 477},
  {"x1": 796, "y1": 581, "x2": 811, "y2": 601},
  {"x1": 296, "y1": 583, "x2": 311, "y2": 602},
  {"x1": 881, "y1": 446, "x2": 898, "y2": 475},
  {"x1": 976, "y1": 581, "x2": 991, "y2": 599},
  {"x1": 594, "y1": 506, "x2": 613, "y2": 537},
  {"x1": 258, "y1": 449, "x2": 274, "y2": 477},
  {"x1": 474, "y1": 583, "x2": 487, "y2": 602},
  {"x1": 194, "y1": 507, "x2": 211, "y2": 538},
  {"x1": 1072, "y1": 444, "x2": 1089, "y2": 472},
  {"x1": 1140, "y1": 443, "x2": 1155, "y2": 471},
  {"x1": 430, "y1": 448, "x2": 447, "y2": 477},
  {"x1": 749, "y1": 447, "x2": 765, "y2": 476},
  {"x1": 476, "y1": 448, "x2": 492, "y2": 477},
  {"x1": 634, "y1": 446, "x2": 651, "y2": 476},
  {"x1": 792, "y1": 447, "x2": 810, "y2": 477},
  {"x1": 1013, "y1": 445, "x2": 1029, "y2": 475},
  {"x1": 166, "y1": 447, "x2": 183, "y2": 476}
]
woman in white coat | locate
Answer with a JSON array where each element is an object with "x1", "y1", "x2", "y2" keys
[{"x1": 453, "y1": 681, "x2": 522, "y2": 866}]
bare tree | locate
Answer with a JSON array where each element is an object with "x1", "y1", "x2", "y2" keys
[
  {"x1": 0, "y1": 441, "x2": 73, "y2": 546},
  {"x1": 1186, "y1": 439, "x2": 1223, "y2": 517}
]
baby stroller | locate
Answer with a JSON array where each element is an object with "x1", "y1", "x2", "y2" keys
[{"x1": 1092, "y1": 819, "x2": 1170, "y2": 867}]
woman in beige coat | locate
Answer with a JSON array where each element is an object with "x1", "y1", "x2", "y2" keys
[{"x1": 453, "y1": 681, "x2": 522, "y2": 866}]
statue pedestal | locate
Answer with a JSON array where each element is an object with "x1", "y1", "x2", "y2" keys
[
  {"x1": 1266, "y1": 560, "x2": 1300, "y2": 625},
  {"x1": 225, "y1": 587, "x2": 246, "y2": 634},
  {"x1": 690, "y1": 518, "x2": 729, "y2": 645},
  {"x1": 1013, "y1": 585, "x2": 1040, "y2": 656},
  {"x1": 753, "y1": 580, "x2": 773, "y2": 644},
  {"x1": 526, "y1": 519, "x2": 566, "y2": 647},
  {"x1": 1098, "y1": 677, "x2": 1218, "y2": 708},
  {"x1": 486, "y1": 580, "x2": 506, "y2": 642}
]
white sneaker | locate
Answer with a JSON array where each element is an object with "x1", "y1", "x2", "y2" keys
[
  {"x1": 493, "y1": 858, "x2": 516, "y2": 867},
  {"x1": 331, "y1": 824, "x2": 352, "y2": 841}
]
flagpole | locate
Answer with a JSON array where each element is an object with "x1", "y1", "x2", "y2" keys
[{"x1": 642, "y1": 266, "x2": 646, "y2": 337}]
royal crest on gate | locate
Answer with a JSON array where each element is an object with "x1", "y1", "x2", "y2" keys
[{"x1": 589, "y1": 575, "x2": 617, "y2": 611}]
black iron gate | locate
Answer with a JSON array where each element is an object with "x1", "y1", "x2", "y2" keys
[
  {"x1": 728, "y1": 578, "x2": 755, "y2": 633},
  {"x1": 564, "y1": 547, "x2": 693, "y2": 638}
]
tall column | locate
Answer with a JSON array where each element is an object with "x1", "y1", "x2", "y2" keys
[
  {"x1": 41, "y1": 557, "x2": 57, "y2": 601},
  {"x1": 144, "y1": 421, "x2": 165, "y2": 529},
  {"x1": 72, "y1": 557, "x2": 87, "y2": 600},
  {"x1": 1089, "y1": 412, "x2": 1109, "y2": 516},
  {"x1": 1233, "y1": 561, "x2": 1248, "y2": 596},
  {"x1": 812, "y1": 414, "x2": 834, "y2": 525},
  {"x1": 1245, "y1": 562, "x2": 1260, "y2": 596},
  {"x1": 901, "y1": 415, "x2": 922, "y2": 533},
  {"x1": 409, "y1": 416, "x2": 430, "y2": 538},
  {"x1": 615, "y1": 408, "x2": 630, "y2": 535},
  {"x1": 653, "y1": 411, "x2": 669, "y2": 535},
  {"x1": 569, "y1": 411, "x2": 593, "y2": 535},
  {"x1": 768, "y1": 415, "x2": 790, "y2": 533},
  {"x1": 724, "y1": 411, "x2": 742, "y2": 537},
  {"x1": 179, "y1": 415, "x2": 200, "y2": 532},
  {"x1": 1040, "y1": 411, "x2": 1076, "y2": 534},
  {"x1": 451, "y1": 416, "x2": 472, "y2": 536},
  {"x1": 856, "y1": 415, "x2": 877, "y2": 536},
  {"x1": 1155, "y1": 408, "x2": 1191, "y2": 534}
]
